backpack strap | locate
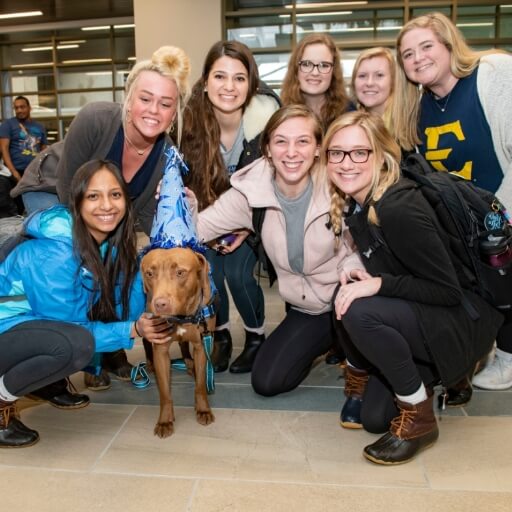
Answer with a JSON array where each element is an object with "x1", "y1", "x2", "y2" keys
[{"x1": 252, "y1": 207, "x2": 277, "y2": 286}]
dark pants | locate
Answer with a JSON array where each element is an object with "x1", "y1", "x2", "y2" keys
[
  {"x1": 252, "y1": 308, "x2": 336, "y2": 396},
  {"x1": 335, "y1": 296, "x2": 438, "y2": 433},
  {"x1": 0, "y1": 175, "x2": 21, "y2": 218},
  {"x1": 206, "y1": 241, "x2": 264, "y2": 330},
  {"x1": 0, "y1": 320, "x2": 94, "y2": 396},
  {"x1": 497, "y1": 310, "x2": 512, "y2": 352}
]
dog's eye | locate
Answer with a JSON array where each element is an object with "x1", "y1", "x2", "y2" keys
[
  {"x1": 145, "y1": 270, "x2": 154, "y2": 279},
  {"x1": 176, "y1": 269, "x2": 186, "y2": 278}
]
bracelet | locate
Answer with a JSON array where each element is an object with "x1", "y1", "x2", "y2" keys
[{"x1": 134, "y1": 320, "x2": 142, "y2": 338}]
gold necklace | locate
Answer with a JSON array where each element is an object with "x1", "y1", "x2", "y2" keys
[{"x1": 124, "y1": 131, "x2": 153, "y2": 156}]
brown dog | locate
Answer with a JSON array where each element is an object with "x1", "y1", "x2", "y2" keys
[{"x1": 140, "y1": 247, "x2": 215, "y2": 438}]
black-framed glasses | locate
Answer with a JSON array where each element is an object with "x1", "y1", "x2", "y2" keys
[
  {"x1": 298, "y1": 60, "x2": 334, "y2": 74},
  {"x1": 327, "y1": 148, "x2": 373, "y2": 164}
]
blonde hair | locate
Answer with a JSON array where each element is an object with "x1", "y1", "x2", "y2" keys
[
  {"x1": 322, "y1": 111, "x2": 401, "y2": 235},
  {"x1": 351, "y1": 47, "x2": 396, "y2": 131},
  {"x1": 123, "y1": 46, "x2": 191, "y2": 144},
  {"x1": 281, "y1": 33, "x2": 351, "y2": 131},
  {"x1": 394, "y1": 12, "x2": 481, "y2": 150}
]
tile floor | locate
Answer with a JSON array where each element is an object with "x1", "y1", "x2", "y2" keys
[{"x1": 2, "y1": 278, "x2": 512, "y2": 511}]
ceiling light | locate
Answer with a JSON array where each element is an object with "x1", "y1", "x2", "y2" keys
[
  {"x1": 81, "y1": 26, "x2": 110, "y2": 31},
  {"x1": 0, "y1": 10, "x2": 43, "y2": 20},
  {"x1": 12, "y1": 62, "x2": 53, "y2": 68},
  {"x1": 62, "y1": 58, "x2": 112, "y2": 64},
  {"x1": 456, "y1": 22, "x2": 493, "y2": 27},
  {"x1": 296, "y1": 11, "x2": 352, "y2": 17},
  {"x1": 22, "y1": 44, "x2": 79, "y2": 52},
  {"x1": 285, "y1": 2, "x2": 366, "y2": 7}
]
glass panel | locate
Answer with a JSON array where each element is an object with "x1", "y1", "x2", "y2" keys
[
  {"x1": 2, "y1": 69, "x2": 55, "y2": 95},
  {"x1": 1, "y1": 43, "x2": 54, "y2": 68},
  {"x1": 254, "y1": 52, "x2": 291, "y2": 92},
  {"x1": 59, "y1": 91, "x2": 115, "y2": 117},
  {"x1": 115, "y1": 90, "x2": 125, "y2": 104},
  {"x1": 114, "y1": 34, "x2": 136, "y2": 61},
  {"x1": 115, "y1": 65, "x2": 132, "y2": 88},
  {"x1": 56, "y1": 65, "x2": 114, "y2": 90},
  {"x1": 295, "y1": 9, "x2": 402, "y2": 43},
  {"x1": 498, "y1": 13, "x2": 512, "y2": 38},
  {"x1": 43, "y1": 120, "x2": 60, "y2": 143},
  {"x1": 226, "y1": 15, "x2": 293, "y2": 48},
  {"x1": 456, "y1": 15, "x2": 495, "y2": 39},
  {"x1": 32, "y1": 94, "x2": 57, "y2": 118},
  {"x1": 412, "y1": 7, "x2": 451, "y2": 18},
  {"x1": 56, "y1": 38, "x2": 112, "y2": 64}
]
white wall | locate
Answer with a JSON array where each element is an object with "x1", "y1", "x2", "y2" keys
[{"x1": 133, "y1": 0, "x2": 222, "y2": 82}]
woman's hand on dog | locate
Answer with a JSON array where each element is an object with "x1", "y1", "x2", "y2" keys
[{"x1": 132, "y1": 313, "x2": 174, "y2": 344}]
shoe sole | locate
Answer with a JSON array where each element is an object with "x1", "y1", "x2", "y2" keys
[
  {"x1": 85, "y1": 385, "x2": 112, "y2": 391},
  {"x1": 362, "y1": 440, "x2": 437, "y2": 465},
  {"x1": 340, "y1": 420, "x2": 363, "y2": 429},
  {"x1": 472, "y1": 382, "x2": 512, "y2": 390},
  {"x1": 26, "y1": 395, "x2": 91, "y2": 409},
  {"x1": 0, "y1": 436, "x2": 40, "y2": 449}
]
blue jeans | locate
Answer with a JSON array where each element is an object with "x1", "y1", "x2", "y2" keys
[
  {"x1": 22, "y1": 191, "x2": 59, "y2": 215},
  {"x1": 206, "y1": 241, "x2": 264, "y2": 330}
]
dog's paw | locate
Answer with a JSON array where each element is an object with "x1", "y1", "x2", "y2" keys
[
  {"x1": 196, "y1": 410, "x2": 215, "y2": 426},
  {"x1": 154, "y1": 422, "x2": 174, "y2": 438}
]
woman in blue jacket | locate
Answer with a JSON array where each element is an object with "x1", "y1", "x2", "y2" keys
[{"x1": 0, "y1": 160, "x2": 170, "y2": 448}]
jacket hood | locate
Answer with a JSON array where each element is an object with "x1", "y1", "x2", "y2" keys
[
  {"x1": 24, "y1": 204, "x2": 73, "y2": 244},
  {"x1": 243, "y1": 81, "x2": 281, "y2": 142}
]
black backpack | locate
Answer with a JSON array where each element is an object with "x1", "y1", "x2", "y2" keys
[
  {"x1": 247, "y1": 207, "x2": 277, "y2": 287},
  {"x1": 399, "y1": 153, "x2": 512, "y2": 311}
]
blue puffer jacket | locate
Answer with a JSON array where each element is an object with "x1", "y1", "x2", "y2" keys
[{"x1": 0, "y1": 205, "x2": 145, "y2": 352}]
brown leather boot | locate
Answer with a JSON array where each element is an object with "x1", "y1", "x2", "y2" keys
[
  {"x1": 340, "y1": 367, "x2": 369, "y2": 429},
  {"x1": 363, "y1": 390, "x2": 439, "y2": 465},
  {"x1": 0, "y1": 399, "x2": 40, "y2": 448}
]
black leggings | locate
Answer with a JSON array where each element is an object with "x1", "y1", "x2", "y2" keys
[
  {"x1": 251, "y1": 308, "x2": 336, "y2": 396},
  {"x1": 336, "y1": 296, "x2": 438, "y2": 433},
  {"x1": 0, "y1": 320, "x2": 94, "y2": 396}
]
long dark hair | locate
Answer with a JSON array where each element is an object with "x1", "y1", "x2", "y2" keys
[
  {"x1": 181, "y1": 40, "x2": 259, "y2": 211},
  {"x1": 70, "y1": 160, "x2": 138, "y2": 321}
]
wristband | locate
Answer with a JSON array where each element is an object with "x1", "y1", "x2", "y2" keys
[{"x1": 134, "y1": 320, "x2": 142, "y2": 338}]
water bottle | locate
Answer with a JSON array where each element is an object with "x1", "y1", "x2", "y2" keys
[{"x1": 480, "y1": 235, "x2": 512, "y2": 268}]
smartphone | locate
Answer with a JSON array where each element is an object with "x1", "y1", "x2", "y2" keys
[{"x1": 217, "y1": 233, "x2": 237, "y2": 247}]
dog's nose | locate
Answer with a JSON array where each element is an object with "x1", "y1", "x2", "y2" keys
[{"x1": 153, "y1": 297, "x2": 170, "y2": 313}]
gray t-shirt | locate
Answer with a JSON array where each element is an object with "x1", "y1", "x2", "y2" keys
[
  {"x1": 220, "y1": 122, "x2": 245, "y2": 175},
  {"x1": 273, "y1": 177, "x2": 313, "y2": 273}
]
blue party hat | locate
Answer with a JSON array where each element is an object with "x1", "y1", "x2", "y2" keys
[{"x1": 145, "y1": 145, "x2": 205, "y2": 254}]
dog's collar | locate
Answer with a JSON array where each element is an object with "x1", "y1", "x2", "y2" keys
[{"x1": 160, "y1": 291, "x2": 218, "y2": 327}]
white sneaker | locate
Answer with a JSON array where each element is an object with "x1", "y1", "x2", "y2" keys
[{"x1": 472, "y1": 349, "x2": 512, "y2": 390}]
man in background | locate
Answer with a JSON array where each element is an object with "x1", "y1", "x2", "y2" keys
[{"x1": 0, "y1": 96, "x2": 47, "y2": 216}]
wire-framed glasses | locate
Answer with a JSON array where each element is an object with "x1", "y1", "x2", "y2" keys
[
  {"x1": 298, "y1": 60, "x2": 334, "y2": 74},
  {"x1": 327, "y1": 148, "x2": 373, "y2": 164}
]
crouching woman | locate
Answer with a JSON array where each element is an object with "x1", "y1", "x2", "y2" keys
[
  {"x1": 325, "y1": 111, "x2": 502, "y2": 465},
  {"x1": 0, "y1": 160, "x2": 171, "y2": 448}
]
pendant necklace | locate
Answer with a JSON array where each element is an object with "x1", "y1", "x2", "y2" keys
[
  {"x1": 432, "y1": 90, "x2": 453, "y2": 113},
  {"x1": 124, "y1": 131, "x2": 152, "y2": 156}
]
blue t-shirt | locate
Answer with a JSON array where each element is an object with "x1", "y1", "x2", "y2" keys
[
  {"x1": 0, "y1": 117, "x2": 47, "y2": 173},
  {"x1": 418, "y1": 67, "x2": 503, "y2": 193}
]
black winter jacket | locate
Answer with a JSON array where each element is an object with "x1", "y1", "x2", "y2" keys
[{"x1": 345, "y1": 179, "x2": 503, "y2": 386}]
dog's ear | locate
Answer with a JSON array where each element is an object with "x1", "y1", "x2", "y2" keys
[{"x1": 195, "y1": 252, "x2": 212, "y2": 304}]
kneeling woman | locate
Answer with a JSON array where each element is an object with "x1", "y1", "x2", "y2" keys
[
  {"x1": 195, "y1": 105, "x2": 362, "y2": 397},
  {"x1": 0, "y1": 160, "x2": 171, "y2": 448},
  {"x1": 325, "y1": 111, "x2": 502, "y2": 465}
]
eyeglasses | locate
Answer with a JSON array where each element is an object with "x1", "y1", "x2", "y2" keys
[
  {"x1": 327, "y1": 148, "x2": 373, "y2": 164},
  {"x1": 298, "y1": 60, "x2": 334, "y2": 74}
]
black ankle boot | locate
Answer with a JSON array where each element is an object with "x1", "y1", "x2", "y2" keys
[
  {"x1": 102, "y1": 349, "x2": 133, "y2": 381},
  {"x1": 0, "y1": 399, "x2": 40, "y2": 448},
  {"x1": 27, "y1": 378, "x2": 90, "y2": 409},
  {"x1": 229, "y1": 331, "x2": 265, "y2": 374},
  {"x1": 211, "y1": 329, "x2": 233, "y2": 373}
]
